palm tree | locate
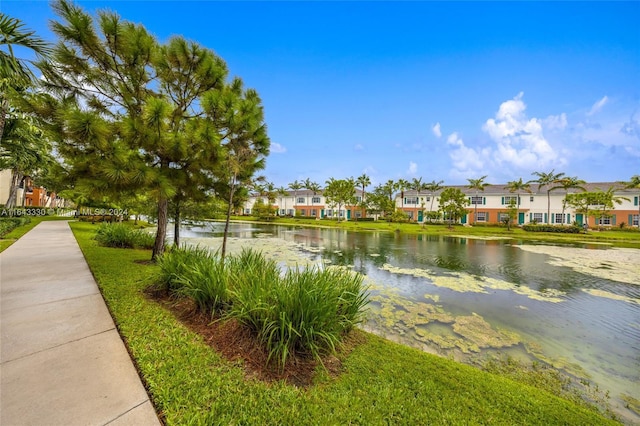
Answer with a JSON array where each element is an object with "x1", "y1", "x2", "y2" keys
[
  {"x1": 276, "y1": 185, "x2": 288, "y2": 216},
  {"x1": 397, "y1": 178, "x2": 410, "y2": 209},
  {"x1": 304, "y1": 178, "x2": 321, "y2": 218},
  {"x1": 411, "y1": 177, "x2": 426, "y2": 221},
  {"x1": 288, "y1": 180, "x2": 303, "y2": 215},
  {"x1": 621, "y1": 175, "x2": 640, "y2": 228},
  {"x1": 556, "y1": 176, "x2": 586, "y2": 224},
  {"x1": 466, "y1": 175, "x2": 489, "y2": 225},
  {"x1": 505, "y1": 178, "x2": 531, "y2": 225},
  {"x1": 355, "y1": 173, "x2": 371, "y2": 219},
  {"x1": 532, "y1": 170, "x2": 565, "y2": 224},
  {"x1": 425, "y1": 180, "x2": 444, "y2": 220},
  {"x1": 1, "y1": 14, "x2": 52, "y2": 142}
]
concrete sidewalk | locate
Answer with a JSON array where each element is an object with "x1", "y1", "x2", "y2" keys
[{"x1": 1, "y1": 221, "x2": 160, "y2": 426}]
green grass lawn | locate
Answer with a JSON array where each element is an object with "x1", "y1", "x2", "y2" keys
[
  {"x1": 227, "y1": 216, "x2": 640, "y2": 248},
  {"x1": 0, "y1": 216, "x2": 72, "y2": 253},
  {"x1": 69, "y1": 221, "x2": 617, "y2": 425}
]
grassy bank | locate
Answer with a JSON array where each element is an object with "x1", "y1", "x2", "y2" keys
[
  {"x1": 0, "y1": 216, "x2": 72, "y2": 253},
  {"x1": 224, "y1": 216, "x2": 640, "y2": 248},
  {"x1": 69, "y1": 221, "x2": 616, "y2": 425}
]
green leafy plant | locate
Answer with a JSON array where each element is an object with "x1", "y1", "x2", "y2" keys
[{"x1": 94, "y1": 222, "x2": 155, "y2": 249}]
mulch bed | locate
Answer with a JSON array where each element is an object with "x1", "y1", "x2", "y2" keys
[{"x1": 145, "y1": 287, "x2": 363, "y2": 387}]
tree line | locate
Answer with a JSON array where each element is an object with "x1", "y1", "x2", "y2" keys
[{"x1": 252, "y1": 171, "x2": 639, "y2": 229}]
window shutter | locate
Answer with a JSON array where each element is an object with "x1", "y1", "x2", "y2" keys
[
  {"x1": 635, "y1": 196, "x2": 639, "y2": 206},
  {"x1": 518, "y1": 196, "x2": 521, "y2": 204},
  {"x1": 629, "y1": 214, "x2": 633, "y2": 225},
  {"x1": 612, "y1": 215, "x2": 616, "y2": 225},
  {"x1": 567, "y1": 214, "x2": 570, "y2": 224},
  {"x1": 529, "y1": 213, "x2": 533, "y2": 222},
  {"x1": 501, "y1": 196, "x2": 505, "y2": 205},
  {"x1": 544, "y1": 213, "x2": 548, "y2": 223}
]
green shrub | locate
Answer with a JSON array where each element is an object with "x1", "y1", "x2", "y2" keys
[
  {"x1": 157, "y1": 245, "x2": 215, "y2": 292},
  {"x1": 95, "y1": 222, "x2": 155, "y2": 249},
  {"x1": 522, "y1": 224, "x2": 582, "y2": 233},
  {"x1": 0, "y1": 217, "x2": 31, "y2": 237},
  {"x1": 174, "y1": 251, "x2": 229, "y2": 314},
  {"x1": 229, "y1": 256, "x2": 369, "y2": 368}
]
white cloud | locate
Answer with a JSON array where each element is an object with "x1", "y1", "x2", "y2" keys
[
  {"x1": 587, "y1": 95, "x2": 608, "y2": 116},
  {"x1": 543, "y1": 113, "x2": 568, "y2": 131},
  {"x1": 407, "y1": 161, "x2": 418, "y2": 175},
  {"x1": 432, "y1": 122, "x2": 442, "y2": 138},
  {"x1": 482, "y1": 92, "x2": 560, "y2": 169},
  {"x1": 354, "y1": 143, "x2": 364, "y2": 151},
  {"x1": 270, "y1": 143, "x2": 287, "y2": 153}
]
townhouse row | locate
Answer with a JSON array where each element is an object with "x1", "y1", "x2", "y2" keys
[{"x1": 243, "y1": 181, "x2": 639, "y2": 227}]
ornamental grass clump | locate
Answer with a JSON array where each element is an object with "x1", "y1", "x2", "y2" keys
[
  {"x1": 229, "y1": 255, "x2": 369, "y2": 368},
  {"x1": 157, "y1": 245, "x2": 230, "y2": 314},
  {"x1": 95, "y1": 222, "x2": 155, "y2": 249}
]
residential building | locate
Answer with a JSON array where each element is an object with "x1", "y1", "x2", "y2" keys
[
  {"x1": 241, "y1": 181, "x2": 639, "y2": 227},
  {"x1": 0, "y1": 169, "x2": 66, "y2": 208},
  {"x1": 396, "y1": 182, "x2": 639, "y2": 227},
  {"x1": 243, "y1": 189, "x2": 367, "y2": 220}
]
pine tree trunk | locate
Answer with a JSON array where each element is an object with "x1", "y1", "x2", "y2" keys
[
  {"x1": 173, "y1": 204, "x2": 180, "y2": 247},
  {"x1": 152, "y1": 196, "x2": 168, "y2": 261},
  {"x1": 221, "y1": 180, "x2": 236, "y2": 261}
]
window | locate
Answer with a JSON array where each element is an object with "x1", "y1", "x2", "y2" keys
[
  {"x1": 533, "y1": 213, "x2": 543, "y2": 223},
  {"x1": 499, "y1": 212, "x2": 510, "y2": 222},
  {"x1": 530, "y1": 196, "x2": 534, "y2": 202},
  {"x1": 598, "y1": 216, "x2": 611, "y2": 225},
  {"x1": 300, "y1": 209, "x2": 306, "y2": 216},
  {"x1": 339, "y1": 210, "x2": 345, "y2": 217},
  {"x1": 297, "y1": 197, "x2": 305, "y2": 203},
  {"x1": 287, "y1": 209, "x2": 294, "y2": 216},
  {"x1": 632, "y1": 215, "x2": 639, "y2": 226},
  {"x1": 503, "y1": 196, "x2": 519, "y2": 205},
  {"x1": 280, "y1": 209, "x2": 285, "y2": 215},
  {"x1": 404, "y1": 197, "x2": 418, "y2": 205},
  {"x1": 355, "y1": 196, "x2": 362, "y2": 202},
  {"x1": 311, "y1": 209, "x2": 317, "y2": 217},
  {"x1": 326, "y1": 209, "x2": 333, "y2": 217},
  {"x1": 554, "y1": 213, "x2": 564, "y2": 224},
  {"x1": 426, "y1": 196, "x2": 431, "y2": 202},
  {"x1": 244, "y1": 208, "x2": 251, "y2": 215},
  {"x1": 355, "y1": 211, "x2": 362, "y2": 218},
  {"x1": 470, "y1": 196, "x2": 483, "y2": 205},
  {"x1": 312, "y1": 197, "x2": 321, "y2": 203},
  {"x1": 475, "y1": 212, "x2": 487, "y2": 222}
]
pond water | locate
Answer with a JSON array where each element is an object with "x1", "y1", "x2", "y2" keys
[{"x1": 175, "y1": 221, "x2": 640, "y2": 422}]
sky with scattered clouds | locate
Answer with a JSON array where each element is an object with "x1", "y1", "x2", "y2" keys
[{"x1": 4, "y1": 1, "x2": 639, "y2": 188}]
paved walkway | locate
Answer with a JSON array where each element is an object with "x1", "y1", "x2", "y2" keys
[{"x1": 1, "y1": 221, "x2": 160, "y2": 426}]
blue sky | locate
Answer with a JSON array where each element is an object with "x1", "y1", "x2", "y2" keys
[{"x1": 4, "y1": 1, "x2": 639, "y2": 188}]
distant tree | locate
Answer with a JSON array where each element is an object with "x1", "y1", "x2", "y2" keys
[
  {"x1": 355, "y1": 173, "x2": 371, "y2": 220},
  {"x1": 366, "y1": 183, "x2": 395, "y2": 218},
  {"x1": 0, "y1": 103, "x2": 53, "y2": 208},
  {"x1": 500, "y1": 200, "x2": 518, "y2": 231},
  {"x1": 532, "y1": 169, "x2": 565, "y2": 224},
  {"x1": 304, "y1": 178, "x2": 321, "y2": 217},
  {"x1": 466, "y1": 175, "x2": 489, "y2": 225},
  {"x1": 438, "y1": 187, "x2": 470, "y2": 229},
  {"x1": 411, "y1": 177, "x2": 427, "y2": 222},
  {"x1": 397, "y1": 178, "x2": 410, "y2": 209},
  {"x1": 323, "y1": 177, "x2": 356, "y2": 222},
  {"x1": 591, "y1": 187, "x2": 629, "y2": 227},
  {"x1": 556, "y1": 176, "x2": 586, "y2": 224},
  {"x1": 505, "y1": 178, "x2": 531, "y2": 225},
  {"x1": 621, "y1": 175, "x2": 640, "y2": 228},
  {"x1": 425, "y1": 179, "x2": 444, "y2": 220}
]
